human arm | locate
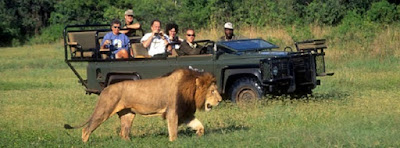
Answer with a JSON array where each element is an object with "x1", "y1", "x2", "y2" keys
[
  {"x1": 126, "y1": 23, "x2": 140, "y2": 29},
  {"x1": 141, "y1": 33, "x2": 154, "y2": 48},
  {"x1": 120, "y1": 23, "x2": 141, "y2": 34},
  {"x1": 163, "y1": 34, "x2": 171, "y2": 52},
  {"x1": 178, "y1": 41, "x2": 200, "y2": 55},
  {"x1": 101, "y1": 33, "x2": 111, "y2": 49}
]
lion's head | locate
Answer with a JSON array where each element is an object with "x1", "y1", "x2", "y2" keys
[{"x1": 193, "y1": 71, "x2": 222, "y2": 111}]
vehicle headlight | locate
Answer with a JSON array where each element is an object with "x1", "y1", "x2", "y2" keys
[{"x1": 272, "y1": 66, "x2": 279, "y2": 76}]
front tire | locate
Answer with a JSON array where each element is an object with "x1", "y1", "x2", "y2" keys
[{"x1": 229, "y1": 77, "x2": 263, "y2": 103}]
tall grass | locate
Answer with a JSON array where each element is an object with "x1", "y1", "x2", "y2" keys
[{"x1": 0, "y1": 24, "x2": 399, "y2": 147}]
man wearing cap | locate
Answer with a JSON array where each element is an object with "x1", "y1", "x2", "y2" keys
[
  {"x1": 120, "y1": 9, "x2": 141, "y2": 37},
  {"x1": 219, "y1": 22, "x2": 240, "y2": 41}
]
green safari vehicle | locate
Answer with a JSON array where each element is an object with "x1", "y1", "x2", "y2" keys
[{"x1": 64, "y1": 25, "x2": 333, "y2": 102}]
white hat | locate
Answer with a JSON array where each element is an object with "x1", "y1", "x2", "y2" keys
[
  {"x1": 125, "y1": 9, "x2": 134, "y2": 15},
  {"x1": 224, "y1": 22, "x2": 234, "y2": 29}
]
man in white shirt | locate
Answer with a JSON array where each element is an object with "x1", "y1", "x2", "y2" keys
[{"x1": 140, "y1": 19, "x2": 169, "y2": 56}]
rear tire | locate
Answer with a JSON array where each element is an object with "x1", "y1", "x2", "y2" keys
[{"x1": 229, "y1": 77, "x2": 263, "y2": 103}]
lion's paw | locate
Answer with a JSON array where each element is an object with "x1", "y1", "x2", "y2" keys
[{"x1": 196, "y1": 128, "x2": 204, "y2": 136}]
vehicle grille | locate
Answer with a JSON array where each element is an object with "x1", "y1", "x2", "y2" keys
[{"x1": 260, "y1": 57, "x2": 291, "y2": 82}]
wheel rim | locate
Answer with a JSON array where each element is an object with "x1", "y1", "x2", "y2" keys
[{"x1": 236, "y1": 87, "x2": 257, "y2": 102}]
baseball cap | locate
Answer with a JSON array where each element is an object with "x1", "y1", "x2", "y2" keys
[
  {"x1": 125, "y1": 9, "x2": 134, "y2": 16},
  {"x1": 224, "y1": 22, "x2": 234, "y2": 29}
]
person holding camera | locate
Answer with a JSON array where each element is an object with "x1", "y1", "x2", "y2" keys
[
  {"x1": 140, "y1": 19, "x2": 169, "y2": 57},
  {"x1": 101, "y1": 19, "x2": 130, "y2": 59}
]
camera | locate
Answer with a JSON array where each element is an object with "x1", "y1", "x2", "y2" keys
[{"x1": 154, "y1": 32, "x2": 163, "y2": 37}]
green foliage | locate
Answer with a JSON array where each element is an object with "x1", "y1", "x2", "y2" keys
[
  {"x1": 0, "y1": 0, "x2": 55, "y2": 46},
  {"x1": 285, "y1": 25, "x2": 314, "y2": 41},
  {"x1": 331, "y1": 10, "x2": 378, "y2": 46},
  {"x1": 366, "y1": 0, "x2": 398, "y2": 23},
  {"x1": 1, "y1": 0, "x2": 400, "y2": 46},
  {"x1": 49, "y1": 0, "x2": 110, "y2": 25},
  {"x1": 0, "y1": 0, "x2": 18, "y2": 46},
  {"x1": 132, "y1": 0, "x2": 180, "y2": 31},
  {"x1": 304, "y1": 0, "x2": 346, "y2": 25},
  {"x1": 177, "y1": 0, "x2": 212, "y2": 29},
  {"x1": 28, "y1": 24, "x2": 64, "y2": 45}
]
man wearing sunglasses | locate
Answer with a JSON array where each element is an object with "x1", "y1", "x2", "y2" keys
[
  {"x1": 177, "y1": 29, "x2": 203, "y2": 55},
  {"x1": 101, "y1": 19, "x2": 130, "y2": 59}
]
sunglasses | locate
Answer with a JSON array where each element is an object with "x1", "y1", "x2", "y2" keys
[
  {"x1": 187, "y1": 34, "x2": 195, "y2": 37},
  {"x1": 112, "y1": 26, "x2": 121, "y2": 29}
]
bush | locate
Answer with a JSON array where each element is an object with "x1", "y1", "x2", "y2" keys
[
  {"x1": 329, "y1": 10, "x2": 379, "y2": 54},
  {"x1": 29, "y1": 24, "x2": 64, "y2": 45},
  {"x1": 304, "y1": 0, "x2": 346, "y2": 25},
  {"x1": 366, "y1": 0, "x2": 398, "y2": 23}
]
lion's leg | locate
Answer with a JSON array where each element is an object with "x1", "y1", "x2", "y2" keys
[
  {"x1": 81, "y1": 96, "x2": 123, "y2": 142},
  {"x1": 186, "y1": 118, "x2": 204, "y2": 136},
  {"x1": 166, "y1": 112, "x2": 178, "y2": 141},
  {"x1": 118, "y1": 109, "x2": 135, "y2": 140},
  {"x1": 82, "y1": 112, "x2": 113, "y2": 142}
]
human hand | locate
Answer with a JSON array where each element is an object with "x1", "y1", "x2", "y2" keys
[
  {"x1": 103, "y1": 40, "x2": 111, "y2": 45},
  {"x1": 152, "y1": 30, "x2": 160, "y2": 36}
]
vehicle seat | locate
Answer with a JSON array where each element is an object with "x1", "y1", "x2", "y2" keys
[
  {"x1": 295, "y1": 39, "x2": 327, "y2": 52},
  {"x1": 67, "y1": 31, "x2": 97, "y2": 59},
  {"x1": 131, "y1": 43, "x2": 150, "y2": 58},
  {"x1": 96, "y1": 31, "x2": 110, "y2": 59}
]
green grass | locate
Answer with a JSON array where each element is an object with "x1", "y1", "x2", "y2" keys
[{"x1": 1, "y1": 40, "x2": 399, "y2": 147}]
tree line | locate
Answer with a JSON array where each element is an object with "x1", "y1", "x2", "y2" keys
[{"x1": 0, "y1": 0, "x2": 399, "y2": 47}]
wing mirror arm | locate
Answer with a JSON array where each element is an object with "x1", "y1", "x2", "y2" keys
[{"x1": 214, "y1": 50, "x2": 224, "y2": 59}]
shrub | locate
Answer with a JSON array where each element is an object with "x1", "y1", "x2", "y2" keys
[
  {"x1": 366, "y1": 0, "x2": 398, "y2": 23},
  {"x1": 29, "y1": 24, "x2": 64, "y2": 45},
  {"x1": 304, "y1": 0, "x2": 346, "y2": 25}
]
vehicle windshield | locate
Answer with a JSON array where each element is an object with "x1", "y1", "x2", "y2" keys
[{"x1": 219, "y1": 39, "x2": 279, "y2": 52}]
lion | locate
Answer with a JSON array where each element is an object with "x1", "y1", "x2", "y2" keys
[{"x1": 64, "y1": 68, "x2": 222, "y2": 142}]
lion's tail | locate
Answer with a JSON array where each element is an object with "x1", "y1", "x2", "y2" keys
[{"x1": 64, "y1": 118, "x2": 91, "y2": 129}]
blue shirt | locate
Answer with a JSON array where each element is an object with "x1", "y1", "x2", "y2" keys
[{"x1": 101, "y1": 32, "x2": 130, "y2": 54}]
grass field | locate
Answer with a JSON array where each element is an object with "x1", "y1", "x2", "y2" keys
[{"x1": 1, "y1": 26, "x2": 400, "y2": 147}]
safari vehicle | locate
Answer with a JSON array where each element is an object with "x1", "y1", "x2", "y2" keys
[{"x1": 64, "y1": 24, "x2": 333, "y2": 102}]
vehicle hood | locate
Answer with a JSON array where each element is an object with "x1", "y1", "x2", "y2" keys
[
  {"x1": 241, "y1": 51, "x2": 289, "y2": 58},
  {"x1": 218, "y1": 51, "x2": 290, "y2": 60}
]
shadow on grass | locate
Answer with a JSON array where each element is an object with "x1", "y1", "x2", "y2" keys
[
  {"x1": 261, "y1": 90, "x2": 351, "y2": 104},
  {"x1": 130, "y1": 124, "x2": 250, "y2": 139}
]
